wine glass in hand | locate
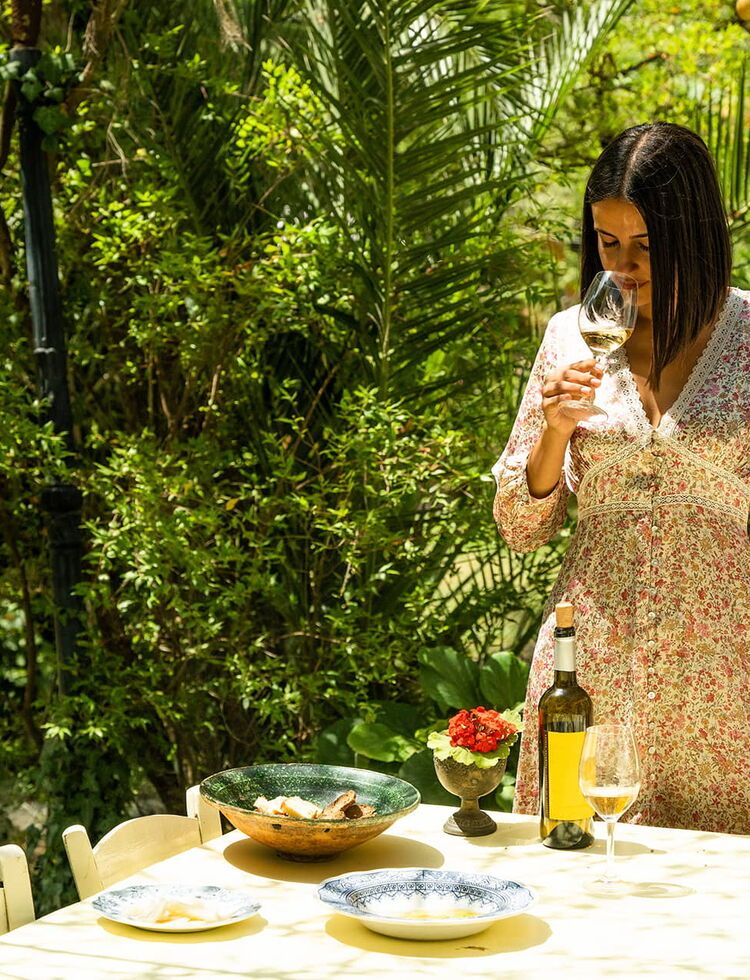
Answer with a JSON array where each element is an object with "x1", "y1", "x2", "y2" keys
[
  {"x1": 560, "y1": 271, "x2": 639, "y2": 420},
  {"x1": 579, "y1": 723, "x2": 641, "y2": 884}
]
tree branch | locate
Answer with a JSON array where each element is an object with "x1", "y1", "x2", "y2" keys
[
  {"x1": 615, "y1": 52, "x2": 668, "y2": 77},
  {"x1": 63, "y1": 0, "x2": 129, "y2": 114},
  {"x1": 10, "y1": 0, "x2": 42, "y2": 46},
  {"x1": 0, "y1": 202, "x2": 16, "y2": 285},
  {"x1": 0, "y1": 81, "x2": 17, "y2": 173}
]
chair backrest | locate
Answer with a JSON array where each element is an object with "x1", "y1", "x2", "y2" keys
[
  {"x1": 64, "y1": 814, "x2": 202, "y2": 899},
  {"x1": 0, "y1": 844, "x2": 35, "y2": 934},
  {"x1": 186, "y1": 784, "x2": 222, "y2": 843},
  {"x1": 63, "y1": 785, "x2": 223, "y2": 900}
]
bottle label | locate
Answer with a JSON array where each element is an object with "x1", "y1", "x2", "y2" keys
[{"x1": 547, "y1": 731, "x2": 595, "y2": 820}]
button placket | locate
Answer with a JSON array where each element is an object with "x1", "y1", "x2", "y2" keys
[{"x1": 640, "y1": 433, "x2": 666, "y2": 767}]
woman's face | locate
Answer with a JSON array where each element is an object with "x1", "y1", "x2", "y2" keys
[{"x1": 591, "y1": 198, "x2": 652, "y2": 316}]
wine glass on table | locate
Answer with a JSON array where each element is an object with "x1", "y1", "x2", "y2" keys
[
  {"x1": 560, "y1": 270, "x2": 639, "y2": 420},
  {"x1": 578, "y1": 723, "x2": 641, "y2": 885}
]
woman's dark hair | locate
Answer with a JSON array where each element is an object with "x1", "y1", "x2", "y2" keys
[{"x1": 581, "y1": 122, "x2": 731, "y2": 387}]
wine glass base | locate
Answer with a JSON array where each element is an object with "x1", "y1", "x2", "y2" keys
[
  {"x1": 559, "y1": 400, "x2": 608, "y2": 420},
  {"x1": 583, "y1": 877, "x2": 636, "y2": 898}
]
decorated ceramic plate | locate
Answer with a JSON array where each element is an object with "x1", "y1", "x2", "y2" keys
[
  {"x1": 92, "y1": 884, "x2": 261, "y2": 933},
  {"x1": 318, "y1": 867, "x2": 536, "y2": 940}
]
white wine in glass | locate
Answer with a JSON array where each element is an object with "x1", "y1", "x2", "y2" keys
[
  {"x1": 561, "y1": 271, "x2": 639, "y2": 421},
  {"x1": 578, "y1": 723, "x2": 641, "y2": 884}
]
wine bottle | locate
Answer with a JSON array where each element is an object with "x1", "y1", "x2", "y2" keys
[{"x1": 539, "y1": 601, "x2": 594, "y2": 849}]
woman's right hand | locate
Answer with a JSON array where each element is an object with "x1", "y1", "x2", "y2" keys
[{"x1": 541, "y1": 358, "x2": 603, "y2": 440}]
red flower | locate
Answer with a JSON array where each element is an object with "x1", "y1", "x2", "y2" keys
[{"x1": 447, "y1": 707, "x2": 518, "y2": 753}]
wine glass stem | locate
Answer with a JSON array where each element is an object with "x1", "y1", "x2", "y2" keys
[
  {"x1": 605, "y1": 819, "x2": 617, "y2": 881},
  {"x1": 587, "y1": 353, "x2": 607, "y2": 408},
  {"x1": 597, "y1": 353, "x2": 609, "y2": 395}
]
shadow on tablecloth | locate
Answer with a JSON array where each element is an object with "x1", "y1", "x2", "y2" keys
[
  {"x1": 222, "y1": 834, "x2": 445, "y2": 884},
  {"x1": 324, "y1": 912, "x2": 551, "y2": 958},
  {"x1": 95, "y1": 913, "x2": 269, "y2": 943}
]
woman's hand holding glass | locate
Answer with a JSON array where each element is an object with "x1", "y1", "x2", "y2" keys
[
  {"x1": 542, "y1": 358, "x2": 604, "y2": 440},
  {"x1": 560, "y1": 270, "x2": 639, "y2": 421}
]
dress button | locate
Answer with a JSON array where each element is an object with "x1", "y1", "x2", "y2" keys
[
  {"x1": 647, "y1": 639, "x2": 656, "y2": 648},
  {"x1": 647, "y1": 665, "x2": 655, "y2": 674},
  {"x1": 648, "y1": 611, "x2": 657, "y2": 620},
  {"x1": 648, "y1": 746, "x2": 657, "y2": 755},
  {"x1": 647, "y1": 691, "x2": 656, "y2": 700}
]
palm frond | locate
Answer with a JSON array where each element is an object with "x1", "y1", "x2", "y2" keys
[
  {"x1": 693, "y1": 54, "x2": 750, "y2": 230},
  {"x1": 493, "y1": 0, "x2": 634, "y2": 192},
  {"x1": 291, "y1": 0, "x2": 635, "y2": 397},
  {"x1": 114, "y1": 1, "x2": 299, "y2": 238}
]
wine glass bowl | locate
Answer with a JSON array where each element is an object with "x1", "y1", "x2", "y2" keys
[
  {"x1": 560, "y1": 271, "x2": 639, "y2": 421},
  {"x1": 578, "y1": 723, "x2": 641, "y2": 884}
]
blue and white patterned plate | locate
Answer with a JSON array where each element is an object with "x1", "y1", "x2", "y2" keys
[
  {"x1": 318, "y1": 868, "x2": 536, "y2": 940},
  {"x1": 92, "y1": 884, "x2": 261, "y2": 933}
]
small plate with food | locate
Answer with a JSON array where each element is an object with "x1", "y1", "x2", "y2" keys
[
  {"x1": 92, "y1": 884, "x2": 261, "y2": 933},
  {"x1": 318, "y1": 868, "x2": 536, "y2": 940}
]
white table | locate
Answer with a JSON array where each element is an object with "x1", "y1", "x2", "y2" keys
[{"x1": 1, "y1": 804, "x2": 748, "y2": 978}]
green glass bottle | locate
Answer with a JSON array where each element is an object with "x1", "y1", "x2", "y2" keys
[{"x1": 539, "y1": 601, "x2": 595, "y2": 849}]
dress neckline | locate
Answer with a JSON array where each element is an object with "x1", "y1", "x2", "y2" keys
[{"x1": 613, "y1": 288, "x2": 740, "y2": 439}]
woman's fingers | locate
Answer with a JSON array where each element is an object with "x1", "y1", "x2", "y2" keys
[
  {"x1": 548, "y1": 393, "x2": 576, "y2": 405},
  {"x1": 568, "y1": 358, "x2": 604, "y2": 375},
  {"x1": 561, "y1": 369, "x2": 601, "y2": 386},
  {"x1": 543, "y1": 379, "x2": 595, "y2": 399},
  {"x1": 540, "y1": 359, "x2": 604, "y2": 432}
]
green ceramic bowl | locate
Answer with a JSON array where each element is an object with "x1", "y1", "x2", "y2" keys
[{"x1": 200, "y1": 763, "x2": 420, "y2": 861}]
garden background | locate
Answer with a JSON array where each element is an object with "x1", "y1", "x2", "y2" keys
[{"x1": 1, "y1": 0, "x2": 749, "y2": 913}]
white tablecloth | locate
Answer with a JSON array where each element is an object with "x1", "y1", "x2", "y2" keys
[{"x1": 1, "y1": 804, "x2": 748, "y2": 978}]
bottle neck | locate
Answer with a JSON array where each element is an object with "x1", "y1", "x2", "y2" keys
[
  {"x1": 553, "y1": 633, "x2": 577, "y2": 674},
  {"x1": 553, "y1": 669, "x2": 578, "y2": 686}
]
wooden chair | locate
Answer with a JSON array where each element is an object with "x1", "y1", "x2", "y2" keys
[
  {"x1": 63, "y1": 784, "x2": 223, "y2": 900},
  {"x1": 0, "y1": 844, "x2": 35, "y2": 934},
  {"x1": 185, "y1": 784, "x2": 222, "y2": 842}
]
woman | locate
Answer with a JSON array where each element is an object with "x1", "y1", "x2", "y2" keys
[{"x1": 493, "y1": 122, "x2": 750, "y2": 835}]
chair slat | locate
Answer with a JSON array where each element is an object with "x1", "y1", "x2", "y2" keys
[
  {"x1": 186, "y1": 785, "x2": 222, "y2": 842},
  {"x1": 62, "y1": 826, "x2": 103, "y2": 901},
  {"x1": 0, "y1": 844, "x2": 35, "y2": 932}
]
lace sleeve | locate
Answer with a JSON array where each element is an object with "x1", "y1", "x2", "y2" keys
[{"x1": 491, "y1": 311, "x2": 571, "y2": 553}]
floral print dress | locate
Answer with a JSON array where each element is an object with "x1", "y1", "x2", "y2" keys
[{"x1": 492, "y1": 286, "x2": 750, "y2": 835}]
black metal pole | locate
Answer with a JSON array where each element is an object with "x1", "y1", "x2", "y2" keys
[{"x1": 10, "y1": 46, "x2": 83, "y2": 695}]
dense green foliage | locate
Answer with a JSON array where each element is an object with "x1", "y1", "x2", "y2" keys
[{"x1": 1, "y1": 1, "x2": 748, "y2": 912}]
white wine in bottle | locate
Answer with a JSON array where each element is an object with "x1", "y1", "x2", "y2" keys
[{"x1": 539, "y1": 601, "x2": 595, "y2": 849}]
